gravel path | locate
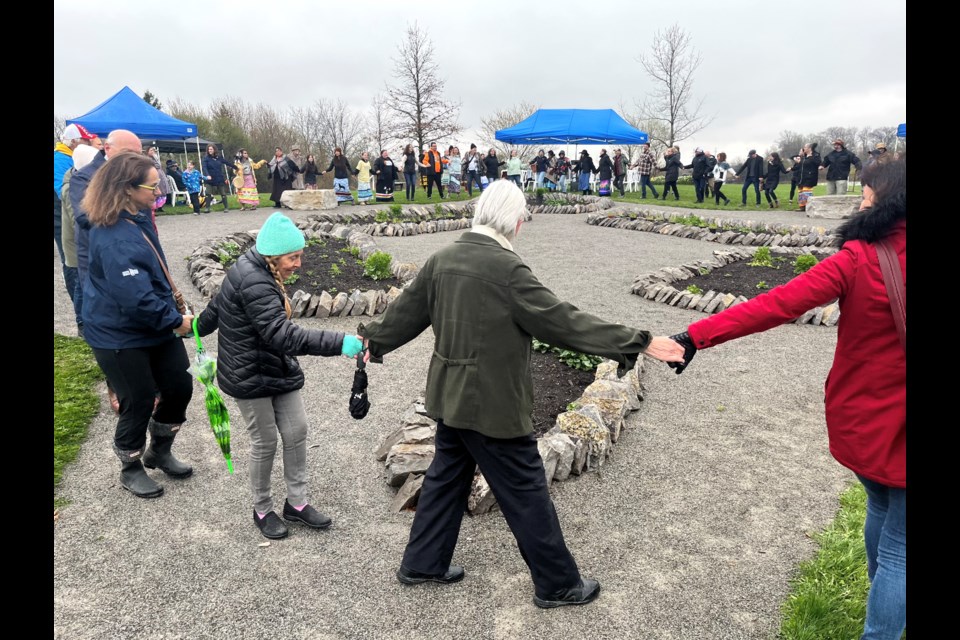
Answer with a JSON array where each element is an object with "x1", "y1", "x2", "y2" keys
[{"x1": 53, "y1": 201, "x2": 852, "y2": 640}]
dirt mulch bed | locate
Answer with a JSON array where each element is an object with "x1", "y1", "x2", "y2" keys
[
  {"x1": 530, "y1": 350, "x2": 595, "y2": 437},
  {"x1": 293, "y1": 237, "x2": 400, "y2": 296},
  {"x1": 680, "y1": 257, "x2": 810, "y2": 299}
]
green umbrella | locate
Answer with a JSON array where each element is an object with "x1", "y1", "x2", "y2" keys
[{"x1": 191, "y1": 318, "x2": 233, "y2": 474}]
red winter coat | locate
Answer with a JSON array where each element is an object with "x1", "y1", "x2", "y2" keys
[{"x1": 687, "y1": 220, "x2": 906, "y2": 487}]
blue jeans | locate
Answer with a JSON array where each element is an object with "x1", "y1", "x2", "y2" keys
[
  {"x1": 403, "y1": 171, "x2": 417, "y2": 199},
  {"x1": 857, "y1": 475, "x2": 906, "y2": 640},
  {"x1": 558, "y1": 175, "x2": 567, "y2": 192},
  {"x1": 536, "y1": 171, "x2": 546, "y2": 188},
  {"x1": 640, "y1": 174, "x2": 659, "y2": 198},
  {"x1": 509, "y1": 175, "x2": 522, "y2": 187},
  {"x1": 466, "y1": 170, "x2": 483, "y2": 196},
  {"x1": 741, "y1": 176, "x2": 761, "y2": 204},
  {"x1": 693, "y1": 176, "x2": 707, "y2": 202}
]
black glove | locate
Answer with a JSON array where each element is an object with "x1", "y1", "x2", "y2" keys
[{"x1": 667, "y1": 331, "x2": 697, "y2": 375}]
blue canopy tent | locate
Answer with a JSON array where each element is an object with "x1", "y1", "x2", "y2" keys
[
  {"x1": 895, "y1": 122, "x2": 906, "y2": 154},
  {"x1": 496, "y1": 108, "x2": 648, "y2": 145},
  {"x1": 66, "y1": 86, "x2": 210, "y2": 178}
]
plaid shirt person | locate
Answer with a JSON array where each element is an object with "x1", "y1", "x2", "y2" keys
[{"x1": 635, "y1": 148, "x2": 657, "y2": 175}]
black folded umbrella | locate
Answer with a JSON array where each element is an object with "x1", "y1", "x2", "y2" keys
[{"x1": 349, "y1": 351, "x2": 371, "y2": 419}]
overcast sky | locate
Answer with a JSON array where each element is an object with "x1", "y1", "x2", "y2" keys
[{"x1": 54, "y1": 0, "x2": 905, "y2": 159}]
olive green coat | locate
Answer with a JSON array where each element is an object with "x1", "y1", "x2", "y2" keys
[{"x1": 359, "y1": 232, "x2": 652, "y2": 439}]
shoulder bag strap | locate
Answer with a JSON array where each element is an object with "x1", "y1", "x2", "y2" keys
[
  {"x1": 123, "y1": 219, "x2": 183, "y2": 303},
  {"x1": 875, "y1": 239, "x2": 906, "y2": 352}
]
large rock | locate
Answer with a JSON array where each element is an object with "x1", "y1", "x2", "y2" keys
[
  {"x1": 805, "y1": 195, "x2": 861, "y2": 219},
  {"x1": 391, "y1": 473, "x2": 424, "y2": 512},
  {"x1": 468, "y1": 472, "x2": 498, "y2": 514},
  {"x1": 556, "y1": 405, "x2": 611, "y2": 472},
  {"x1": 538, "y1": 432, "x2": 577, "y2": 482},
  {"x1": 374, "y1": 423, "x2": 437, "y2": 461},
  {"x1": 281, "y1": 189, "x2": 338, "y2": 211},
  {"x1": 384, "y1": 444, "x2": 435, "y2": 487}
]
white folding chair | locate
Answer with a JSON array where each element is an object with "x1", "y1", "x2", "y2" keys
[
  {"x1": 627, "y1": 169, "x2": 640, "y2": 192},
  {"x1": 167, "y1": 175, "x2": 190, "y2": 207}
]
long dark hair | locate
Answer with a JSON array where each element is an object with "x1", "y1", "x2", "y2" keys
[
  {"x1": 836, "y1": 158, "x2": 905, "y2": 243},
  {"x1": 81, "y1": 152, "x2": 155, "y2": 226}
]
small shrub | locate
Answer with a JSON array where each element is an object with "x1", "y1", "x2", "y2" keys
[
  {"x1": 698, "y1": 267, "x2": 710, "y2": 275},
  {"x1": 363, "y1": 250, "x2": 393, "y2": 281},
  {"x1": 434, "y1": 203, "x2": 444, "y2": 217},
  {"x1": 283, "y1": 273, "x2": 300, "y2": 285},
  {"x1": 756, "y1": 281, "x2": 769, "y2": 290},
  {"x1": 329, "y1": 264, "x2": 341, "y2": 277},
  {"x1": 389, "y1": 203, "x2": 403, "y2": 217},
  {"x1": 670, "y1": 214, "x2": 706, "y2": 228},
  {"x1": 217, "y1": 242, "x2": 242, "y2": 267},
  {"x1": 566, "y1": 402, "x2": 580, "y2": 412},
  {"x1": 686, "y1": 284, "x2": 703, "y2": 295},
  {"x1": 748, "y1": 246, "x2": 774, "y2": 267},
  {"x1": 305, "y1": 237, "x2": 326, "y2": 247},
  {"x1": 531, "y1": 338, "x2": 602, "y2": 372},
  {"x1": 793, "y1": 254, "x2": 819, "y2": 274},
  {"x1": 375, "y1": 210, "x2": 389, "y2": 223}
]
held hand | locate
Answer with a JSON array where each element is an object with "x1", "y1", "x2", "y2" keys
[
  {"x1": 643, "y1": 336, "x2": 687, "y2": 364},
  {"x1": 665, "y1": 332, "x2": 697, "y2": 374},
  {"x1": 341, "y1": 335, "x2": 364, "y2": 358},
  {"x1": 174, "y1": 314, "x2": 194, "y2": 337}
]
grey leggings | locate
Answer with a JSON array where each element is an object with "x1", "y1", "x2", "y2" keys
[{"x1": 235, "y1": 390, "x2": 310, "y2": 514}]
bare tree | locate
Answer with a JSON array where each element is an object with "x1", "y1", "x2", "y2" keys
[
  {"x1": 617, "y1": 104, "x2": 670, "y2": 164},
  {"x1": 774, "y1": 130, "x2": 809, "y2": 160},
  {"x1": 635, "y1": 24, "x2": 713, "y2": 148},
  {"x1": 54, "y1": 115, "x2": 65, "y2": 145},
  {"x1": 289, "y1": 103, "x2": 327, "y2": 155},
  {"x1": 319, "y1": 99, "x2": 366, "y2": 159},
  {"x1": 478, "y1": 101, "x2": 539, "y2": 163},
  {"x1": 364, "y1": 93, "x2": 395, "y2": 156},
  {"x1": 385, "y1": 22, "x2": 462, "y2": 151}
]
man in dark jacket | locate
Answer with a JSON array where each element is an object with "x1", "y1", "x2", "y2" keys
[
  {"x1": 359, "y1": 181, "x2": 684, "y2": 609},
  {"x1": 202, "y1": 144, "x2": 234, "y2": 212},
  {"x1": 736, "y1": 149, "x2": 765, "y2": 206},
  {"x1": 684, "y1": 147, "x2": 711, "y2": 203},
  {"x1": 612, "y1": 149, "x2": 629, "y2": 196},
  {"x1": 821, "y1": 138, "x2": 862, "y2": 195}
]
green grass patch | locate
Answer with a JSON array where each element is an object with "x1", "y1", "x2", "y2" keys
[
  {"x1": 611, "y1": 183, "x2": 832, "y2": 212},
  {"x1": 778, "y1": 481, "x2": 893, "y2": 639},
  {"x1": 54, "y1": 334, "x2": 104, "y2": 507}
]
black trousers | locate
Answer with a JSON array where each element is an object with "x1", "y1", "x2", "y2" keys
[
  {"x1": 714, "y1": 180, "x2": 729, "y2": 203},
  {"x1": 401, "y1": 421, "x2": 581, "y2": 597},
  {"x1": 92, "y1": 339, "x2": 193, "y2": 452},
  {"x1": 789, "y1": 181, "x2": 799, "y2": 201},
  {"x1": 613, "y1": 174, "x2": 625, "y2": 195},
  {"x1": 426, "y1": 173, "x2": 444, "y2": 198},
  {"x1": 188, "y1": 192, "x2": 201, "y2": 213},
  {"x1": 661, "y1": 180, "x2": 679, "y2": 199}
]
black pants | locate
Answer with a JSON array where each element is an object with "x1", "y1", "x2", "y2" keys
[
  {"x1": 401, "y1": 421, "x2": 581, "y2": 597},
  {"x1": 714, "y1": 181, "x2": 730, "y2": 204},
  {"x1": 741, "y1": 176, "x2": 761, "y2": 205},
  {"x1": 764, "y1": 185, "x2": 779, "y2": 203},
  {"x1": 92, "y1": 339, "x2": 193, "y2": 452},
  {"x1": 613, "y1": 174, "x2": 625, "y2": 195},
  {"x1": 466, "y1": 170, "x2": 483, "y2": 196},
  {"x1": 426, "y1": 173, "x2": 444, "y2": 198},
  {"x1": 789, "y1": 181, "x2": 799, "y2": 201},
  {"x1": 661, "y1": 180, "x2": 679, "y2": 199},
  {"x1": 188, "y1": 192, "x2": 201, "y2": 213}
]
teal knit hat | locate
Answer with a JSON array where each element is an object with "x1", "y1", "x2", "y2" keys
[{"x1": 256, "y1": 212, "x2": 305, "y2": 256}]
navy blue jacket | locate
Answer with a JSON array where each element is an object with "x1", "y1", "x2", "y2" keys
[
  {"x1": 69, "y1": 150, "x2": 107, "y2": 278},
  {"x1": 82, "y1": 210, "x2": 184, "y2": 349},
  {"x1": 196, "y1": 248, "x2": 344, "y2": 399},
  {"x1": 202, "y1": 153, "x2": 234, "y2": 185}
]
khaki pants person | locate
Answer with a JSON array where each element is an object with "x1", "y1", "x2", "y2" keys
[{"x1": 825, "y1": 180, "x2": 848, "y2": 195}]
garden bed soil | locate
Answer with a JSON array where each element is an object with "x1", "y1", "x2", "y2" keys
[
  {"x1": 294, "y1": 237, "x2": 400, "y2": 296},
  {"x1": 530, "y1": 350, "x2": 595, "y2": 437},
  {"x1": 681, "y1": 257, "x2": 810, "y2": 299}
]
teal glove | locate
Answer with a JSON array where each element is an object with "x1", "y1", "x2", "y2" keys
[{"x1": 341, "y1": 335, "x2": 364, "y2": 357}]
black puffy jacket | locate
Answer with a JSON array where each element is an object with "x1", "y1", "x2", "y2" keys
[
  {"x1": 821, "y1": 148, "x2": 862, "y2": 181},
  {"x1": 685, "y1": 153, "x2": 711, "y2": 179},
  {"x1": 597, "y1": 154, "x2": 614, "y2": 180},
  {"x1": 196, "y1": 247, "x2": 344, "y2": 400},
  {"x1": 798, "y1": 153, "x2": 822, "y2": 188},
  {"x1": 663, "y1": 154, "x2": 683, "y2": 182}
]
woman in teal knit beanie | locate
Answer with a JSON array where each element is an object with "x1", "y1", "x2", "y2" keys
[{"x1": 195, "y1": 211, "x2": 364, "y2": 540}]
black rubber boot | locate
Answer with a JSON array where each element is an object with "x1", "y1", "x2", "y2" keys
[
  {"x1": 142, "y1": 419, "x2": 193, "y2": 478},
  {"x1": 116, "y1": 446, "x2": 163, "y2": 498}
]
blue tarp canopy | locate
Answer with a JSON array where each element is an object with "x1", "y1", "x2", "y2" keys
[
  {"x1": 67, "y1": 86, "x2": 198, "y2": 139},
  {"x1": 496, "y1": 109, "x2": 648, "y2": 145},
  {"x1": 897, "y1": 123, "x2": 906, "y2": 138}
]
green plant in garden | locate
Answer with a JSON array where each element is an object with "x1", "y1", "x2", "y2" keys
[
  {"x1": 338, "y1": 257, "x2": 347, "y2": 266},
  {"x1": 283, "y1": 273, "x2": 299, "y2": 285},
  {"x1": 756, "y1": 281, "x2": 769, "y2": 290},
  {"x1": 686, "y1": 284, "x2": 703, "y2": 295},
  {"x1": 329, "y1": 264, "x2": 341, "y2": 277},
  {"x1": 793, "y1": 254, "x2": 819, "y2": 274},
  {"x1": 347, "y1": 246, "x2": 360, "y2": 258},
  {"x1": 435, "y1": 203, "x2": 444, "y2": 216},
  {"x1": 566, "y1": 402, "x2": 580, "y2": 412},
  {"x1": 375, "y1": 210, "x2": 390, "y2": 223},
  {"x1": 363, "y1": 250, "x2": 393, "y2": 281},
  {"x1": 749, "y1": 246, "x2": 774, "y2": 267},
  {"x1": 699, "y1": 267, "x2": 710, "y2": 275},
  {"x1": 389, "y1": 203, "x2": 403, "y2": 217},
  {"x1": 217, "y1": 242, "x2": 241, "y2": 267},
  {"x1": 670, "y1": 214, "x2": 707, "y2": 227},
  {"x1": 531, "y1": 338, "x2": 602, "y2": 372},
  {"x1": 305, "y1": 237, "x2": 325, "y2": 247}
]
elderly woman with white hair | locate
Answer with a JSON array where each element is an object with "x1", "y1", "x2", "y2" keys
[{"x1": 358, "y1": 180, "x2": 685, "y2": 609}]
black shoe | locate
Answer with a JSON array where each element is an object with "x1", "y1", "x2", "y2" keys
[
  {"x1": 282, "y1": 500, "x2": 331, "y2": 529},
  {"x1": 396, "y1": 565, "x2": 465, "y2": 585},
  {"x1": 254, "y1": 510, "x2": 289, "y2": 539},
  {"x1": 76, "y1": 323, "x2": 84, "y2": 339},
  {"x1": 533, "y1": 578, "x2": 601, "y2": 609},
  {"x1": 120, "y1": 460, "x2": 164, "y2": 499}
]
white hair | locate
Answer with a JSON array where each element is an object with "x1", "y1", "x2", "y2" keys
[{"x1": 472, "y1": 180, "x2": 526, "y2": 239}]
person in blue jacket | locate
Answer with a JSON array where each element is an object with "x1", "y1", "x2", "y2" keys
[{"x1": 80, "y1": 151, "x2": 196, "y2": 499}]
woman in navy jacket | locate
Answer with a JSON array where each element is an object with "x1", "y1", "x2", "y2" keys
[{"x1": 81, "y1": 152, "x2": 195, "y2": 499}]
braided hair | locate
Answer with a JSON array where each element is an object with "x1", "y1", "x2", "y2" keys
[{"x1": 264, "y1": 256, "x2": 293, "y2": 319}]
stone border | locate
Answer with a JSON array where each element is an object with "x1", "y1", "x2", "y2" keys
[
  {"x1": 376, "y1": 359, "x2": 648, "y2": 514},
  {"x1": 631, "y1": 247, "x2": 841, "y2": 327},
  {"x1": 526, "y1": 193, "x2": 617, "y2": 215},
  {"x1": 185, "y1": 202, "x2": 478, "y2": 318},
  {"x1": 587, "y1": 210, "x2": 842, "y2": 249}
]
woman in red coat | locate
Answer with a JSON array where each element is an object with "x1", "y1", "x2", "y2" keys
[{"x1": 668, "y1": 157, "x2": 905, "y2": 640}]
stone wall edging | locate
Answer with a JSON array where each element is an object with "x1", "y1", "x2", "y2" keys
[
  {"x1": 587, "y1": 209, "x2": 843, "y2": 249},
  {"x1": 377, "y1": 359, "x2": 648, "y2": 514},
  {"x1": 186, "y1": 202, "x2": 478, "y2": 318},
  {"x1": 630, "y1": 247, "x2": 841, "y2": 327},
  {"x1": 526, "y1": 193, "x2": 617, "y2": 215}
]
